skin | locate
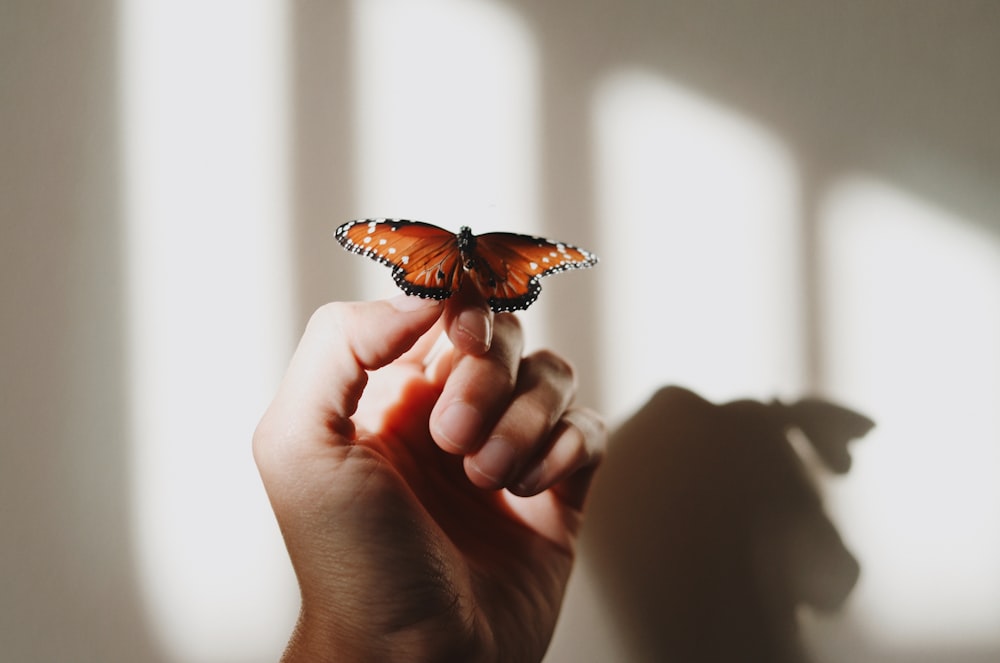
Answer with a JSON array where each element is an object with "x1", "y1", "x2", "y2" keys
[{"x1": 253, "y1": 293, "x2": 606, "y2": 663}]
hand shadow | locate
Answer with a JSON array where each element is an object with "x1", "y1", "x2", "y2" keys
[{"x1": 584, "y1": 386, "x2": 874, "y2": 663}]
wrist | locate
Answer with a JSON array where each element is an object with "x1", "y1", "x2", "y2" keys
[{"x1": 280, "y1": 607, "x2": 491, "y2": 663}]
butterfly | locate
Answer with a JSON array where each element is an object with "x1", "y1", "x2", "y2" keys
[{"x1": 335, "y1": 218, "x2": 598, "y2": 312}]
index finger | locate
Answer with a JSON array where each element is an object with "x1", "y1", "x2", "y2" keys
[{"x1": 253, "y1": 296, "x2": 444, "y2": 466}]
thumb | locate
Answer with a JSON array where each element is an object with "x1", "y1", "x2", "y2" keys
[{"x1": 253, "y1": 295, "x2": 444, "y2": 468}]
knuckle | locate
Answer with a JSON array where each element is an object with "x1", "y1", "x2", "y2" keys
[
  {"x1": 565, "y1": 408, "x2": 608, "y2": 457},
  {"x1": 250, "y1": 420, "x2": 268, "y2": 466},
  {"x1": 488, "y1": 313, "x2": 524, "y2": 363},
  {"x1": 494, "y1": 311, "x2": 523, "y2": 334},
  {"x1": 251, "y1": 411, "x2": 283, "y2": 475},
  {"x1": 521, "y1": 396, "x2": 557, "y2": 429},
  {"x1": 307, "y1": 301, "x2": 349, "y2": 334},
  {"x1": 484, "y1": 360, "x2": 518, "y2": 395},
  {"x1": 526, "y1": 349, "x2": 576, "y2": 387},
  {"x1": 306, "y1": 301, "x2": 375, "y2": 365}
]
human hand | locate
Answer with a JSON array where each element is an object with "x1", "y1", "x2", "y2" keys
[{"x1": 253, "y1": 295, "x2": 606, "y2": 663}]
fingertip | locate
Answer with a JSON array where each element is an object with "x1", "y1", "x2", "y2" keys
[
  {"x1": 431, "y1": 401, "x2": 485, "y2": 454},
  {"x1": 466, "y1": 436, "x2": 517, "y2": 489},
  {"x1": 446, "y1": 304, "x2": 494, "y2": 355},
  {"x1": 441, "y1": 281, "x2": 498, "y2": 355},
  {"x1": 276, "y1": 296, "x2": 444, "y2": 423},
  {"x1": 458, "y1": 307, "x2": 494, "y2": 354},
  {"x1": 388, "y1": 293, "x2": 445, "y2": 313},
  {"x1": 509, "y1": 408, "x2": 607, "y2": 500},
  {"x1": 366, "y1": 295, "x2": 445, "y2": 360},
  {"x1": 510, "y1": 460, "x2": 546, "y2": 497}
]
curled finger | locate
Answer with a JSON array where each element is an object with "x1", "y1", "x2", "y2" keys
[
  {"x1": 465, "y1": 349, "x2": 576, "y2": 490},
  {"x1": 510, "y1": 407, "x2": 606, "y2": 505}
]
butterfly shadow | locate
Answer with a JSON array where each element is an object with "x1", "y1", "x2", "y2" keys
[{"x1": 582, "y1": 386, "x2": 874, "y2": 663}]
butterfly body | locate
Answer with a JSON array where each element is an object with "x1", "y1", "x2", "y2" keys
[{"x1": 335, "y1": 219, "x2": 597, "y2": 312}]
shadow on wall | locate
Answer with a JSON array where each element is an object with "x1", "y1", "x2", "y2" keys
[{"x1": 584, "y1": 386, "x2": 873, "y2": 663}]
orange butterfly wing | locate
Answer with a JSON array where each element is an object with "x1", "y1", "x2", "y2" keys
[
  {"x1": 336, "y1": 219, "x2": 599, "y2": 311},
  {"x1": 335, "y1": 219, "x2": 462, "y2": 300},
  {"x1": 470, "y1": 232, "x2": 598, "y2": 312}
]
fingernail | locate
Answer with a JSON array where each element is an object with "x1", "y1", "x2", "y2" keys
[
  {"x1": 434, "y1": 402, "x2": 483, "y2": 452},
  {"x1": 514, "y1": 460, "x2": 546, "y2": 495},
  {"x1": 470, "y1": 437, "x2": 516, "y2": 485},
  {"x1": 457, "y1": 308, "x2": 492, "y2": 353},
  {"x1": 390, "y1": 294, "x2": 443, "y2": 312}
]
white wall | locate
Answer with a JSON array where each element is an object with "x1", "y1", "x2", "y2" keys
[{"x1": 2, "y1": 1, "x2": 999, "y2": 661}]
